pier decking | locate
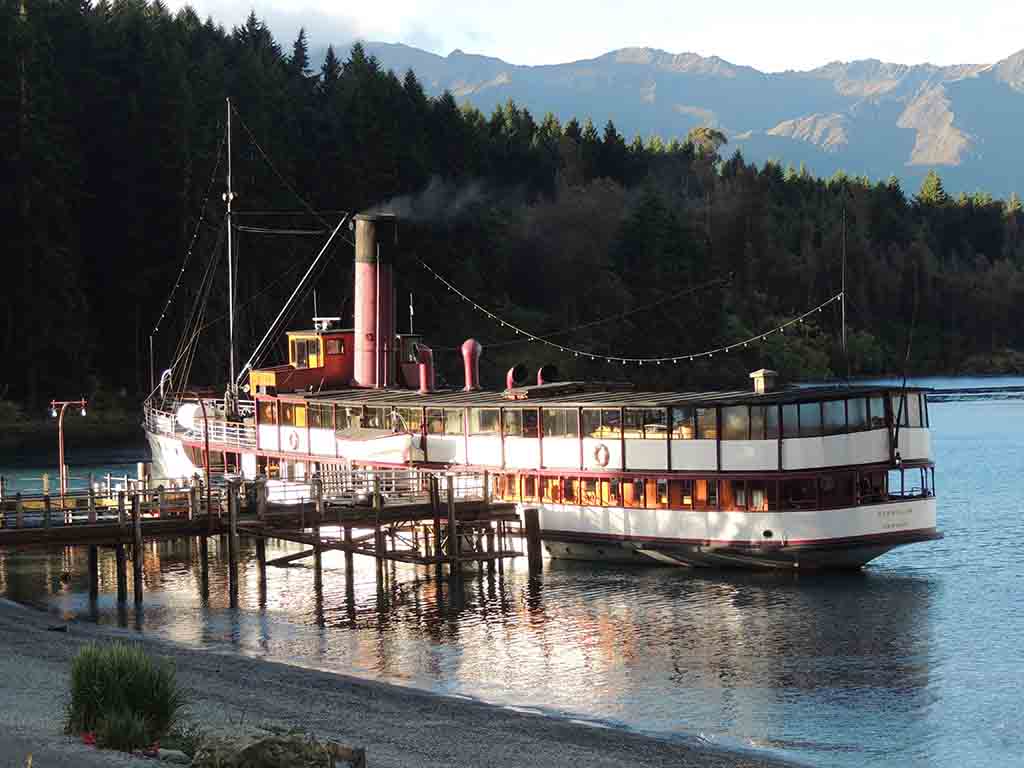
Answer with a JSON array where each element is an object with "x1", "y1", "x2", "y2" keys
[{"x1": 0, "y1": 468, "x2": 527, "y2": 605}]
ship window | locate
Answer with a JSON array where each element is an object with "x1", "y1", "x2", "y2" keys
[
  {"x1": 820, "y1": 472, "x2": 856, "y2": 507},
  {"x1": 859, "y1": 471, "x2": 887, "y2": 503},
  {"x1": 644, "y1": 409, "x2": 667, "y2": 439},
  {"x1": 542, "y1": 477, "x2": 561, "y2": 502},
  {"x1": 336, "y1": 406, "x2": 356, "y2": 431},
  {"x1": 397, "y1": 407, "x2": 422, "y2": 432},
  {"x1": 623, "y1": 409, "x2": 644, "y2": 439},
  {"x1": 696, "y1": 408, "x2": 718, "y2": 439},
  {"x1": 847, "y1": 398, "x2": 869, "y2": 431},
  {"x1": 503, "y1": 409, "x2": 522, "y2": 437},
  {"x1": 748, "y1": 480, "x2": 774, "y2": 511},
  {"x1": 444, "y1": 409, "x2": 464, "y2": 436},
  {"x1": 645, "y1": 478, "x2": 668, "y2": 509},
  {"x1": 868, "y1": 396, "x2": 887, "y2": 429},
  {"x1": 280, "y1": 402, "x2": 306, "y2": 427},
  {"x1": 799, "y1": 402, "x2": 822, "y2": 437},
  {"x1": 720, "y1": 479, "x2": 746, "y2": 510},
  {"x1": 309, "y1": 403, "x2": 334, "y2": 430},
  {"x1": 469, "y1": 408, "x2": 500, "y2": 435},
  {"x1": 581, "y1": 478, "x2": 600, "y2": 505},
  {"x1": 891, "y1": 394, "x2": 910, "y2": 427},
  {"x1": 781, "y1": 477, "x2": 817, "y2": 509},
  {"x1": 722, "y1": 406, "x2": 750, "y2": 440},
  {"x1": 427, "y1": 408, "x2": 445, "y2": 434},
  {"x1": 823, "y1": 400, "x2": 846, "y2": 435},
  {"x1": 601, "y1": 478, "x2": 621, "y2": 506},
  {"x1": 258, "y1": 400, "x2": 277, "y2": 425},
  {"x1": 765, "y1": 405, "x2": 780, "y2": 439},
  {"x1": 922, "y1": 394, "x2": 930, "y2": 428},
  {"x1": 291, "y1": 338, "x2": 312, "y2": 369},
  {"x1": 325, "y1": 338, "x2": 344, "y2": 355},
  {"x1": 522, "y1": 409, "x2": 539, "y2": 438},
  {"x1": 669, "y1": 479, "x2": 694, "y2": 509},
  {"x1": 782, "y1": 404, "x2": 799, "y2": 438},
  {"x1": 906, "y1": 393, "x2": 922, "y2": 427},
  {"x1": 562, "y1": 477, "x2": 578, "y2": 503},
  {"x1": 364, "y1": 407, "x2": 386, "y2": 429},
  {"x1": 542, "y1": 408, "x2": 579, "y2": 438},
  {"x1": 623, "y1": 478, "x2": 644, "y2": 508},
  {"x1": 671, "y1": 407, "x2": 695, "y2": 439},
  {"x1": 522, "y1": 474, "x2": 538, "y2": 501},
  {"x1": 583, "y1": 408, "x2": 622, "y2": 439},
  {"x1": 694, "y1": 479, "x2": 715, "y2": 509},
  {"x1": 750, "y1": 405, "x2": 766, "y2": 440}
]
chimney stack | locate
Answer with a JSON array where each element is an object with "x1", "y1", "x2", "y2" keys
[
  {"x1": 354, "y1": 213, "x2": 397, "y2": 388},
  {"x1": 461, "y1": 339, "x2": 482, "y2": 391},
  {"x1": 750, "y1": 368, "x2": 778, "y2": 394},
  {"x1": 537, "y1": 364, "x2": 559, "y2": 386}
]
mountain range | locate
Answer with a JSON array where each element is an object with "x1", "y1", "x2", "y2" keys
[{"x1": 353, "y1": 42, "x2": 1024, "y2": 196}]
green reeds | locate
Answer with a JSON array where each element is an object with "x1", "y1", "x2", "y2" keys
[{"x1": 66, "y1": 641, "x2": 186, "y2": 751}]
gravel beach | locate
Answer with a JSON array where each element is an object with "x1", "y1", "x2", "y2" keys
[{"x1": 0, "y1": 599, "x2": 800, "y2": 768}]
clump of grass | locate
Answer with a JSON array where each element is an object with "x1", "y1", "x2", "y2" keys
[{"x1": 66, "y1": 641, "x2": 187, "y2": 752}]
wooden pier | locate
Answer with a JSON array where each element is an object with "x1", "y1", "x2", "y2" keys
[{"x1": 0, "y1": 468, "x2": 531, "y2": 606}]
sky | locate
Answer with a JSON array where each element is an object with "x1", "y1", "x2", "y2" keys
[{"x1": 165, "y1": 0, "x2": 1023, "y2": 73}]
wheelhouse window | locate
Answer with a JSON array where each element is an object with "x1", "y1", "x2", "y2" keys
[
  {"x1": 722, "y1": 406, "x2": 750, "y2": 441},
  {"x1": 582, "y1": 408, "x2": 622, "y2": 439},
  {"x1": 696, "y1": 408, "x2": 717, "y2": 439},
  {"x1": 671, "y1": 407, "x2": 695, "y2": 439},
  {"x1": 290, "y1": 337, "x2": 320, "y2": 369},
  {"x1": 542, "y1": 408, "x2": 579, "y2": 439},
  {"x1": 469, "y1": 408, "x2": 500, "y2": 435},
  {"x1": 324, "y1": 338, "x2": 345, "y2": 355},
  {"x1": 258, "y1": 401, "x2": 277, "y2": 425},
  {"x1": 309, "y1": 403, "x2": 334, "y2": 429}
]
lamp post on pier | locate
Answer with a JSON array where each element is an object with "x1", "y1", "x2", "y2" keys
[{"x1": 50, "y1": 398, "x2": 88, "y2": 500}]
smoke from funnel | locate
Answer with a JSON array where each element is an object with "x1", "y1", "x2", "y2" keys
[{"x1": 363, "y1": 175, "x2": 493, "y2": 223}]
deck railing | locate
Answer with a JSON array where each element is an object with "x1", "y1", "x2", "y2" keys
[{"x1": 143, "y1": 397, "x2": 257, "y2": 450}]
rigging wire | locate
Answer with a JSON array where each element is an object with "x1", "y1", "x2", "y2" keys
[
  {"x1": 150, "y1": 125, "x2": 226, "y2": 337},
  {"x1": 419, "y1": 257, "x2": 844, "y2": 365}
]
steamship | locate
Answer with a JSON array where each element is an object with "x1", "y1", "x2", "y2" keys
[{"x1": 143, "y1": 211, "x2": 941, "y2": 570}]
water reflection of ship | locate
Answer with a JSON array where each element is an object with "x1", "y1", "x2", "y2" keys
[{"x1": 0, "y1": 537, "x2": 935, "y2": 752}]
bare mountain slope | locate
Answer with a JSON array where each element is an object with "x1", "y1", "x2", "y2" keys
[{"x1": 359, "y1": 43, "x2": 1024, "y2": 195}]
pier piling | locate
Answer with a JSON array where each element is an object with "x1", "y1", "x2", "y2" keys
[
  {"x1": 524, "y1": 506, "x2": 542, "y2": 575},
  {"x1": 88, "y1": 545, "x2": 99, "y2": 601},
  {"x1": 115, "y1": 543, "x2": 127, "y2": 603},
  {"x1": 131, "y1": 494, "x2": 144, "y2": 604}
]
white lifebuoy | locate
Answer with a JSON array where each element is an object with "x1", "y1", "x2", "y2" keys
[
  {"x1": 593, "y1": 443, "x2": 610, "y2": 467},
  {"x1": 287, "y1": 430, "x2": 300, "y2": 451}
]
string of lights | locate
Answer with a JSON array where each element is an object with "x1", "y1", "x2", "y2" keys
[{"x1": 419, "y1": 258, "x2": 843, "y2": 365}]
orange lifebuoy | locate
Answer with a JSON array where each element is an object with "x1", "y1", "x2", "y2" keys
[
  {"x1": 287, "y1": 430, "x2": 300, "y2": 451},
  {"x1": 593, "y1": 443, "x2": 610, "y2": 467}
]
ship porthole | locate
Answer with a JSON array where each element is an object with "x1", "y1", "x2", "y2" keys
[{"x1": 763, "y1": 530, "x2": 773, "y2": 539}]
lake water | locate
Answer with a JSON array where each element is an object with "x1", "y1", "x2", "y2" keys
[{"x1": 1, "y1": 383, "x2": 1022, "y2": 767}]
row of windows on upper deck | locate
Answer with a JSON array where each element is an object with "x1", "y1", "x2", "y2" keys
[{"x1": 262, "y1": 392, "x2": 928, "y2": 439}]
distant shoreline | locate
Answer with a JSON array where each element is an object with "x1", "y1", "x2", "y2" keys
[{"x1": 0, "y1": 597, "x2": 802, "y2": 768}]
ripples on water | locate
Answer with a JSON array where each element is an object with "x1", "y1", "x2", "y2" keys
[{"x1": 2, "y1": 397, "x2": 1023, "y2": 768}]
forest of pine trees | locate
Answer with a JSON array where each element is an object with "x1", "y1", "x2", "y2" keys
[{"x1": 3, "y1": 1, "x2": 1024, "y2": 410}]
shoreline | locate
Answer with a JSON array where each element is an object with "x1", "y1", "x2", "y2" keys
[{"x1": 0, "y1": 598, "x2": 803, "y2": 768}]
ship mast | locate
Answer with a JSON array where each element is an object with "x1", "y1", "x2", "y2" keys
[{"x1": 224, "y1": 97, "x2": 237, "y2": 408}]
